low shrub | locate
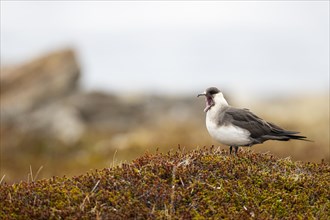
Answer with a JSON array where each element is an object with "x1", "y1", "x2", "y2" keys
[{"x1": 1, "y1": 147, "x2": 329, "y2": 219}]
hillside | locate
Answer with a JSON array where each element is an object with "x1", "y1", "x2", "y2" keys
[{"x1": 1, "y1": 147, "x2": 329, "y2": 219}]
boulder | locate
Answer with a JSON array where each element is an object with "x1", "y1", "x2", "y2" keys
[
  {"x1": 0, "y1": 49, "x2": 80, "y2": 122},
  {"x1": 0, "y1": 48, "x2": 201, "y2": 145},
  {"x1": 17, "y1": 100, "x2": 86, "y2": 145},
  {"x1": 0, "y1": 49, "x2": 84, "y2": 144},
  {"x1": 68, "y1": 92, "x2": 145, "y2": 131}
]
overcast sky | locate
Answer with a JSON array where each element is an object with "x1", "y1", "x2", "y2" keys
[{"x1": 1, "y1": 1, "x2": 329, "y2": 97}]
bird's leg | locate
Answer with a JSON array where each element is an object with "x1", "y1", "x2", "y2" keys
[
  {"x1": 234, "y1": 146, "x2": 239, "y2": 155},
  {"x1": 229, "y1": 146, "x2": 233, "y2": 154}
]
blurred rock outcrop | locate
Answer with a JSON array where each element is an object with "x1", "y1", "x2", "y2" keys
[
  {"x1": 1, "y1": 49, "x2": 80, "y2": 119},
  {"x1": 0, "y1": 49, "x2": 201, "y2": 145},
  {"x1": 1, "y1": 49, "x2": 83, "y2": 144}
]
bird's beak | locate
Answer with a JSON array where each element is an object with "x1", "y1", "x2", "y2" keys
[{"x1": 197, "y1": 93, "x2": 206, "y2": 97}]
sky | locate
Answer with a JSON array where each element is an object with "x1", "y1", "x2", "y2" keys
[{"x1": 1, "y1": 1, "x2": 329, "y2": 98}]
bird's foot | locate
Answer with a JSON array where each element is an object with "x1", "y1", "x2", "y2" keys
[
  {"x1": 234, "y1": 146, "x2": 239, "y2": 155},
  {"x1": 230, "y1": 146, "x2": 239, "y2": 156}
]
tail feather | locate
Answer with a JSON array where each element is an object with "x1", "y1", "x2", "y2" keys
[
  {"x1": 266, "y1": 131, "x2": 312, "y2": 142},
  {"x1": 285, "y1": 133, "x2": 312, "y2": 142}
]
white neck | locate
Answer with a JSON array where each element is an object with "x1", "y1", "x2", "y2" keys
[
  {"x1": 214, "y1": 92, "x2": 229, "y2": 107},
  {"x1": 207, "y1": 92, "x2": 229, "y2": 118}
]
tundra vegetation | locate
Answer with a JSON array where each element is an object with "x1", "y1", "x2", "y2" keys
[{"x1": 1, "y1": 147, "x2": 329, "y2": 219}]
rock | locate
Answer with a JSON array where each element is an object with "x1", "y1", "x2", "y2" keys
[
  {"x1": 17, "y1": 101, "x2": 86, "y2": 145},
  {"x1": 68, "y1": 91, "x2": 145, "y2": 131},
  {"x1": 0, "y1": 49, "x2": 80, "y2": 122},
  {"x1": 0, "y1": 48, "x2": 202, "y2": 145},
  {"x1": 0, "y1": 49, "x2": 83, "y2": 144}
]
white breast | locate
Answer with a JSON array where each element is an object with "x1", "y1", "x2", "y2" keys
[{"x1": 206, "y1": 115, "x2": 251, "y2": 146}]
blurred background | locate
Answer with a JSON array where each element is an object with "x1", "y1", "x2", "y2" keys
[{"x1": 1, "y1": 1, "x2": 329, "y2": 183}]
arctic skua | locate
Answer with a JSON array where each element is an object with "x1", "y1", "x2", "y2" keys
[{"x1": 198, "y1": 87, "x2": 308, "y2": 154}]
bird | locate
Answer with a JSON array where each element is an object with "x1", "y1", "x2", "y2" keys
[{"x1": 197, "y1": 87, "x2": 309, "y2": 155}]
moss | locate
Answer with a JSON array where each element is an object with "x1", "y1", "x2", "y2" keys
[{"x1": 0, "y1": 147, "x2": 329, "y2": 219}]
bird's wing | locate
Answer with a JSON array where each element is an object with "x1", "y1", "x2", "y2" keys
[{"x1": 223, "y1": 108, "x2": 285, "y2": 139}]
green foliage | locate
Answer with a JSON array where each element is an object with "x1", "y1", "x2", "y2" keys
[{"x1": 1, "y1": 147, "x2": 329, "y2": 219}]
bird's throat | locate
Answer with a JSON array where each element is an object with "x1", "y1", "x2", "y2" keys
[{"x1": 204, "y1": 96, "x2": 215, "y2": 112}]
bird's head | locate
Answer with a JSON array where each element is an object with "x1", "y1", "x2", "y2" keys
[{"x1": 197, "y1": 87, "x2": 227, "y2": 112}]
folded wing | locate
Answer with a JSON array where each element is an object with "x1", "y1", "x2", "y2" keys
[{"x1": 223, "y1": 108, "x2": 307, "y2": 145}]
